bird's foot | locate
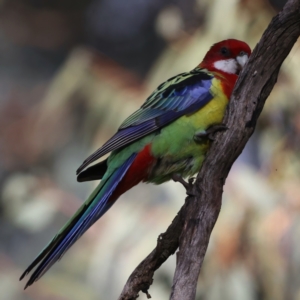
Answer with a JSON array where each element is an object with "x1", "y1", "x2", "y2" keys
[
  {"x1": 194, "y1": 124, "x2": 228, "y2": 143},
  {"x1": 172, "y1": 174, "x2": 195, "y2": 196}
]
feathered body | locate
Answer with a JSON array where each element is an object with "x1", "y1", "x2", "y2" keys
[{"x1": 20, "y1": 39, "x2": 251, "y2": 288}]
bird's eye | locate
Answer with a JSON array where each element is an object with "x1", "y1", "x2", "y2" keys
[
  {"x1": 239, "y1": 51, "x2": 246, "y2": 56},
  {"x1": 220, "y1": 47, "x2": 229, "y2": 55}
]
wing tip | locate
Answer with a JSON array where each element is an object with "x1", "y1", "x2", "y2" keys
[
  {"x1": 76, "y1": 158, "x2": 92, "y2": 175},
  {"x1": 76, "y1": 164, "x2": 86, "y2": 175}
]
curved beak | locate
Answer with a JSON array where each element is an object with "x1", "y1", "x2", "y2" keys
[{"x1": 236, "y1": 54, "x2": 249, "y2": 74}]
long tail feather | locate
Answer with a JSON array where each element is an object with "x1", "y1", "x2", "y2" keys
[{"x1": 20, "y1": 154, "x2": 137, "y2": 289}]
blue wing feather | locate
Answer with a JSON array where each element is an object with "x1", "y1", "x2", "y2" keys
[{"x1": 76, "y1": 69, "x2": 213, "y2": 174}]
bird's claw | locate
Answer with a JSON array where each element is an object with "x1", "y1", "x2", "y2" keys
[
  {"x1": 188, "y1": 177, "x2": 195, "y2": 185},
  {"x1": 194, "y1": 124, "x2": 228, "y2": 142},
  {"x1": 172, "y1": 174, "x2": 195, "y2": 196}
]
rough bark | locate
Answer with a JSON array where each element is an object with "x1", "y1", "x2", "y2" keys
[{"x1": 119, "y1": 1, "x2": 300, "y2": 299}]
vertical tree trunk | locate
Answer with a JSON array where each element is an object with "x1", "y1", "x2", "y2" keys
[{"x1": 170, "y1": 1, "x2": 300, "y2": 298}]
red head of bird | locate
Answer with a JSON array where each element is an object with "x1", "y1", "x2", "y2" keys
[{"x1": 199, "y1": 39, "x2": 251, "y2": 75}]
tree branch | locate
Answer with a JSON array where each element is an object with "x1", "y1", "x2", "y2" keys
[{"x1": 119, "y1": 1, "x2": 300, "y2": 299}]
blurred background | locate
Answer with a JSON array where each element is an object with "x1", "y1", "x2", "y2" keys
[{"x1": 1, "y1": 0, "x2": 300, "y2": 299}]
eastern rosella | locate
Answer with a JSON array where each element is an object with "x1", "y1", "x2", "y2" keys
[{"x1": 20, "y1": 39, "x2": 251, "y2": 288}]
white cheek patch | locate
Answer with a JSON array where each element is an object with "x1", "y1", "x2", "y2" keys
[
  {"x1": 236, "y1": 55, "x2": 249, "y2": 68},
  {"x1": 213, "y1": 59, "x2": 237, "y2": 74}
]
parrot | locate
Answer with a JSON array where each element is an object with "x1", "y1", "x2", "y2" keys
[{"x1": 20, "y1": 39, "x2": 251, "y2": 288}]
